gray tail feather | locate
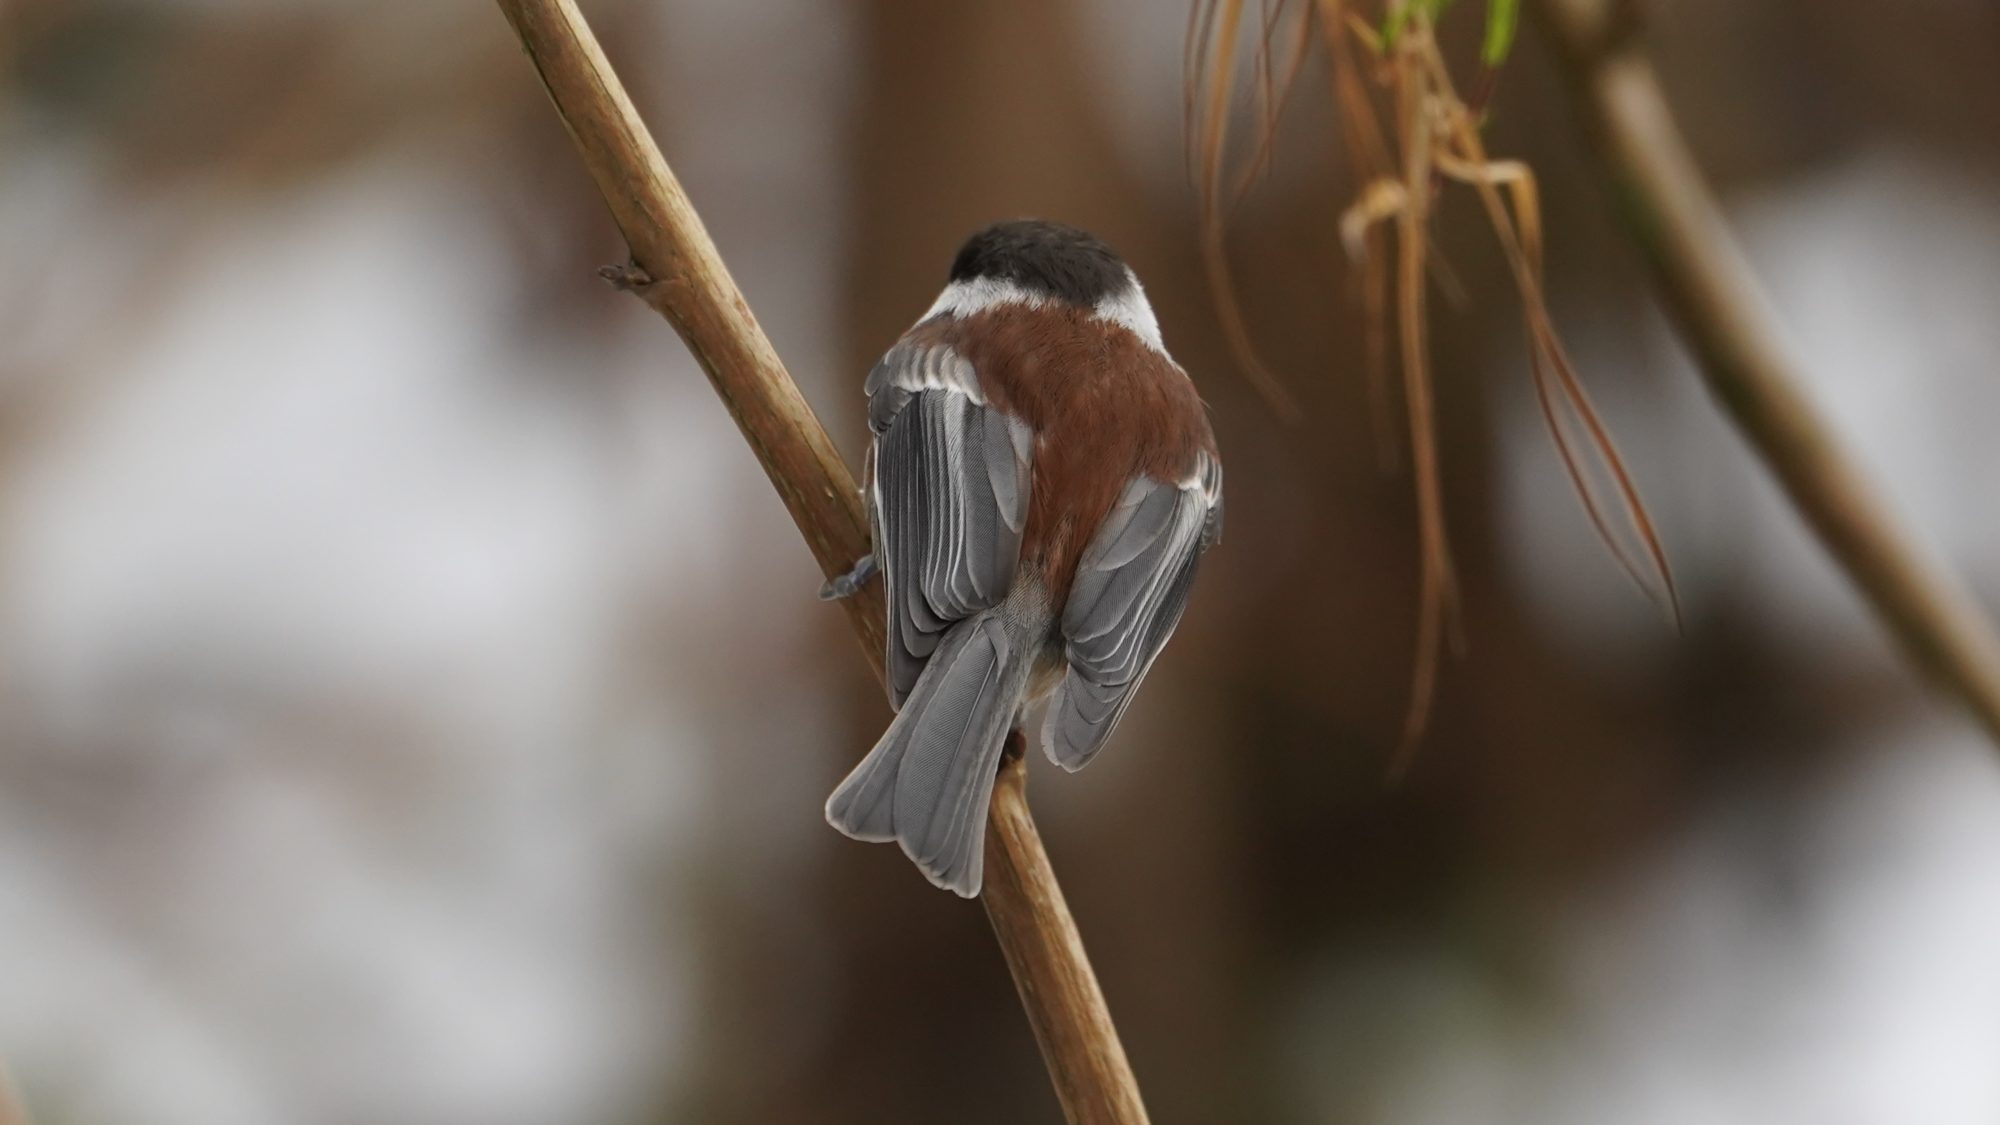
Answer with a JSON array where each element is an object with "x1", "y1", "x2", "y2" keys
[{"x1": 825, "y1": 613, "x2": 1029, "y2": 897}]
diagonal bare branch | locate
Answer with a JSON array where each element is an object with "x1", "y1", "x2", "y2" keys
[{"x1": 491, "y1": 2, "x2": 1149, "y2": 1120}]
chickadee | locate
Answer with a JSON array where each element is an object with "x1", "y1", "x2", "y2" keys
[{"x1": 823, "y1": 219, "x2": 1223, "y2": 897}]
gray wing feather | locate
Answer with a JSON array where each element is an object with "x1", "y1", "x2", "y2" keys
[
  {"x1": 1042, "y1": 452, "x2": 1221, "y2": 772},
  {"x1": 868, "y1": 342, "x2": 1033, "y2": 706}
]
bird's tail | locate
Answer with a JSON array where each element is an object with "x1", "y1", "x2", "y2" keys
[{"x1": 825, "y1": 611, "x2": 1033, "y2": 897}]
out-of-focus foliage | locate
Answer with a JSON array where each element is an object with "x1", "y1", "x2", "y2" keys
[{"x1": 1380, "y1": 0, "x2": 1518, "y2": 64}]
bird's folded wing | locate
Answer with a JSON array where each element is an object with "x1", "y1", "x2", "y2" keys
[
  {"x1": 866, "y1": 341, "x2": 1035, "y2": 706},
  {"x1": 1043, "y1": 450, "x2": 1222, "y2": 771}
]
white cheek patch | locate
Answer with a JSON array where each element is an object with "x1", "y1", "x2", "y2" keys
[{"x1": 920, "y1": 269, "x2": 1169, "y2": 357}]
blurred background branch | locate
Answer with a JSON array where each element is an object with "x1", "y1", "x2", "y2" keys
[
  {"x1": 491, "y1": 0, "x2": 1148, "y2": 1120},
  {"x1": 1532, "y1": 0, "x2": 2000, "y2": 743}
]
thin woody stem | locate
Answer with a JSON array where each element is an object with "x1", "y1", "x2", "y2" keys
[
  {"x1": 490, "y1": 2, "x2": 1150, "y2": 1121},
  {"x1": 1391, "y1": 23, "x2": 1453, "y2": 774}
]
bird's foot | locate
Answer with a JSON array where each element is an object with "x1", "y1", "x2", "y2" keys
[{"x1": 818, "y1": 554, "x2": 878, "y2": 601}]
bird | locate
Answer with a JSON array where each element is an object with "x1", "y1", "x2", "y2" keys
[{"x1": 822, "y1": 219, "x2": 1223, "y2": 897}]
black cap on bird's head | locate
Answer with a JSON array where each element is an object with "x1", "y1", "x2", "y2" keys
[{"x1": 948, "y1": 220, "x2": 1133, "y2": 307}]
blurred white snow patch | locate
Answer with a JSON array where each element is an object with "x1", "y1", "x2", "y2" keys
[
  {"x1": 13, "y1": 2, "x2": 863, "y2": 1120},
  {"x1": 7, "y1": 154, "x2": 613, "y2": 750},
  {"x1": 1498, "y1": 149, "x2": 2000, "y2": 669},
  {"x1": 0, "y1": 152, "x2": 697, "y2": 1123},
  {"x1": 1333, "y1": 717, "x2": 2000, "y2": 1125}
]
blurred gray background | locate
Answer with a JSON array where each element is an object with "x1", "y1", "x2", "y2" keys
[{"x1": 3, "y1": 1, "x2": 1999, "y2": 1122}]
